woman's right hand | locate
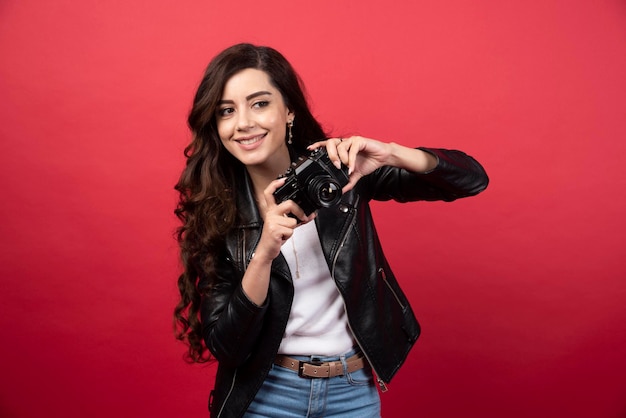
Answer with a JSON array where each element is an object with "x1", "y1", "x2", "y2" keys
[
  {"x1": 253, "y1": 178, "x2": 316, "y2": 263},
  {"x1": 241, "y1": 178, "x2": 316, "y2": 306}
]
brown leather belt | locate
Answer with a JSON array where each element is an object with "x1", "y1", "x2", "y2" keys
[{"x1": 274, "y1": 352, "x2": 367, "y2": 378}]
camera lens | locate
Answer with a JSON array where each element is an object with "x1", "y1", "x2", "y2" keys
[{"x1": 308, "y1": 177, "x2": 342, "y2": 208}]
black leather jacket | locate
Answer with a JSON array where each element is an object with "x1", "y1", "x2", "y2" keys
[{"x1": 201, "y1": 148, "x2": 488, "y2": 417}]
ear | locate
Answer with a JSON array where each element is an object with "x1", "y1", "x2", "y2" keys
[{"x1": 287, "y1": 109, "x2": 295, "y2": 123}]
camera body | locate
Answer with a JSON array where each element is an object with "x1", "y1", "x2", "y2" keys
[{"x1": 273, "y1": 147, "x2": 350, "y2": 216}]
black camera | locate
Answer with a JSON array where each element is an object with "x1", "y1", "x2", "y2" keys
[{"x1": 273, "y1": 147, "x2": 350, "y2": 216}]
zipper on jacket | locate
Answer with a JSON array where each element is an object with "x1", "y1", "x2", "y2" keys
[
  {"x1": 330, "y1": 200, "x2": 389, "y2": 392},
  {"x1": 379, "y1": 267, "x2": 406, "y2": 310},
  {"x1": 343, "y1": 304, "x2": 389, "y2": 393},
  {"x1": 330, "y1": 209, "x2": 388, "y2": 393},
  {"x1": 330, "y1": 196, "x2": 359, "y2": 277},
  {"x1": 216, "y1": 369, "x2": 237, "y2": 418},
  {"x1": 243, "y1": 228, "x2": 261, "y2": 270},
  {"x1": 242, "y1": 230, "x2": 248, "y2": 270},
  {"x1": 341, "y1": 289, "x2": 389, "y2": 392}
]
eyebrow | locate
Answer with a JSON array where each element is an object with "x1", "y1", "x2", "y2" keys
[{"x1": 218, "y1": 90, "x2": 273, "y2": 105}]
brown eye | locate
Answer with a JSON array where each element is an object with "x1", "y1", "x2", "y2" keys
[
  {"x1": 252, "y1": 101, "x2": 269, "y2": 109},
  {"x1": 218, "y1": 107, "x2": 234, "y2": 117}
]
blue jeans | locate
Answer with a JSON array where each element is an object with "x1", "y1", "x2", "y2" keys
[{"x1": 244, "y1": 348, "x2": 381, "y2": 417}]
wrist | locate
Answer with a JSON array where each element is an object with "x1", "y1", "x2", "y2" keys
[
  {"x1": 386, "y1": 142, "x2": 402, "y2": 167},
  {"x1": 386, "y1": 143, "x2": 438, "y2": 173},
  {"x1": 249, "y1": 250, "x2": 274, "y2": 266}
]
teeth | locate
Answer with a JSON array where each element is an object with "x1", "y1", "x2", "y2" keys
[{"x1": 238, "y1": 135, "x2": 263, "y2": 145}]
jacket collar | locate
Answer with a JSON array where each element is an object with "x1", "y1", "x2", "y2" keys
[{"x1": 235, "y1": 168, "x2": 263, "y2": 229}]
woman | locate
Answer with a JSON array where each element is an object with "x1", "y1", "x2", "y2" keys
[{"x1": 174, "y1": 43, "x2": 489, "y2": 418}]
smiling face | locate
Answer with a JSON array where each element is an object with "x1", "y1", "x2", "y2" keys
[{"x1": 216, "y1": 68, "x2": 294, "y2": 174}]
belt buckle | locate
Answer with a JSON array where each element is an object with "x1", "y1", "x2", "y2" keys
[{"x1": 298, "y1": 359, "x2": 323, "y2": 378}]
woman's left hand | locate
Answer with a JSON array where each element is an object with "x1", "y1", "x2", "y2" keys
[{"x1": 308, "y1": 136, "x2": 392, "y2": 193}]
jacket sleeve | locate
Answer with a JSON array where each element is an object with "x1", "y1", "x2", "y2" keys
[
  {"x1": 200, "y1": 253, "x2": 269, "y2": 368},
  {"x1": 360, "y1": 147, "x2": 489, "y2": 202}
]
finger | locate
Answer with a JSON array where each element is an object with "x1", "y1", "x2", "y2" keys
[
  {"x1": 336, "y1": 138, "x2": 352, "y2": 168},
  {"x1": 263, "y1": 212, "x2": 296, "y2": 244},
  {"x1": 342, "y1": 174, "x2": 361, "y2": 194},
  {"x1": 263, "y1": 177, "x2": 288, "y2": 207},
  {"x1": 279, "y1": 229, "x2": 292, "y2": 242},
  {"x1": 307, "y1": 139, "x2": 327, "y2": 150},
  {"x1": 346, "y1": 139, "x2": 361, "y2": 175},
  {"x1": 321, "y1": 137, "x2": 344, "y2": 169},
  {"x1": 277, "y1": 226, "x2": 293, "y2": 244},
  {"x1": 278, "y1": 200, "x2": 316, "y2": 224}
]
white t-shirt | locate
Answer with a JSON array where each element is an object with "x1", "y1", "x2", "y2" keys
[{"x1": 278, "y1": 220, "x2": 356, "y2": 356}]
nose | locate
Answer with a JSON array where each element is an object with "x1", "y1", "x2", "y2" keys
[{"x1": 235, "y1": 108, "x2": 253, "y2": 131}]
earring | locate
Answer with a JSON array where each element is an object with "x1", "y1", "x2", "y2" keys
[{"x1": 287, "y1": 120, "x2": 294, "y2": 145}]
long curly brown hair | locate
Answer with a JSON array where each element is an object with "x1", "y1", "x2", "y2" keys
[{"x1": 174, "y1": 43, "x2": 326, "y2": 363}]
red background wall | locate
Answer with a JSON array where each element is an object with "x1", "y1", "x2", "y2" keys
[{"x1": 1, "y1": 1, "x2": 625, "y2": 417}]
